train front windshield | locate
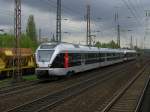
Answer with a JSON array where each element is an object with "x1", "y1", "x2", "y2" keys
[{"x1": 38, "y1": 50, "x2": 54, "y2": 62}]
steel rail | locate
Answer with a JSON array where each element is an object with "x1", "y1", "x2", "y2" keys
[
  {"x1": 134, "y1": 75, "x2": 150, "y2": 112},
  {"x1": 101, "y1": 63, "x2": 148, "y2": 112},
  {"x1": 0, "y1": 62, "x2": 133, "y2": 97},
  {"x1": 0, "y1": 80, "x2": 39, "y2": 96},
  {"x1": 5, "y1": 63, "x2": 128, "y2": 112}
]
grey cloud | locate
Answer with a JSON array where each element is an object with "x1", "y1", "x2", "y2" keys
[{"x1": 1, "y1": 0, "x2": 150, "y2": 47}]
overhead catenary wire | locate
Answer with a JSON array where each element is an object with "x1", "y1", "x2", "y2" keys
[
  {"x1": 41, "y1": 0, "x2": 85, "y2": 37},
  {"x1": 121, "y1": 0, "x2": 143, "y2": 26},
  {"x1": 0, "y1": 0, "x2": 146, "y2": 48},
  {"x1": 127, "y1": 0, "x2": 142, "y2": 19},
  {"x1": 42, "y1": 0, "x2": 84, "y2": 22},
  {"x1": 135, "y1": 0, "x2": 145, "y2": 12},
  {"x1": 45, "y1": 0, "x2": 83, "y2": 17}
]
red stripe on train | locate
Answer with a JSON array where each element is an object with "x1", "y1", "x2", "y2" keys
[{"x1": 64, "y1": 51, "x2": 69, "y2": 68}]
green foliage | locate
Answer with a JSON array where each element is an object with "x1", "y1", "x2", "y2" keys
[
  {"x1": 0, "y1": 33, "x2": 38, "y2": 51},
  {"x1": 95, "y1": 40, "x2": 120, "y2": 48},
  {"x1": 23, "y1": 75, "x2": 38, "y2": 81},
  {"x1": 0, "y1": 15, "x2": 38, "y2": 51},
  {"x1": 0, "y1": 34, "x2": 15, "y2": 48},
  {"x1": 26, "y1": 15, "x2": 37, "y2": 42},
  {"x1": 20, "y1": 33, "x2": 38, "y2": 50}
]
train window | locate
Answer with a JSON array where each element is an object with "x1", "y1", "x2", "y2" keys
[
  {"x1": 120, "y1": 53, "x2": 124, "y2": 59},
  {"x1": 75, "y1": 53, "x2": 81, "y2": 60},
  {"x1": 51, "y1": 53, "x2": 64, "y2": 68},
  {"x1": 68, "y1": 53, "x2": 73, "y2": 67},
  {"x1": 69, "y1": 53, "x2": 81, "y2": 66},
  {"x1": 84, "y1": 53, "x2": 99, "y2": 64},
  {"x1": 114, "y1": 53, "x2": 119, "y2": 59},
  {"x1": 107, "y1": 53, "x2": 114, "y2": 57},
  {"x1": 51, "y1": 53, "x2": 82, "y2": 68},
  {"x1": 99, "y1": 53, "x2": 105, "y2": 57},
  {"x1": 38, "y1": 50, "x2": 54, "y2": 62},
  {"x1": 98, "y1": 53, "x2": 105, "y2": 62},
  {"x1": 113, "y1": 53, "x2": 116, "y2": 56},
  {"x1": 106, "y1": 53, "x2": 120, "y2": 61}
]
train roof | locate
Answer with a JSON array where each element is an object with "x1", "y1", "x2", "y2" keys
[
  {"x1": 123, "y1": 49, "x2": 136, "y2": 53},
  {"x1": 38, "y1": 42, "x2": 136, "y2": 53}
]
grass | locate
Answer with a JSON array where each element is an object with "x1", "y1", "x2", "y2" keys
[{"x1": 23, "y1": 75, "x2": 38, "y2": 81}]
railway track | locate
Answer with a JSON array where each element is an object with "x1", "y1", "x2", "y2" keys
[
  {"x1": 135, "y1": 76, "x2": 150, "y2": 112},
  {"x1": 0, "y1": 61, "x2": 135, "y2": 98},
  {"x1": 98, "y1": 63, "x2": 149, "y2": 112},
  {"x1": 5, "y1": 62, "x2": 132, "y2": 112},
  {"x1": 0, "y1": 80, "x2": 40, "y2": 96},
  {"x1": 0, "y1": 61, "x2": 138, "y2": 112},
  {"x1": 0, "y1": 79, "x2": 37, "y2": 90}
]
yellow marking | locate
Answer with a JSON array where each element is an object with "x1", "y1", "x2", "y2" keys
[
  {"x1": 0, "y1": 58, "x2": 5, "y2": 69},
  {"x1": 4, "y1": 50, "x2": 13, "y2": 56},
  {"x1": 28, "y1": 58, "x2": 35, "y2": 67}
]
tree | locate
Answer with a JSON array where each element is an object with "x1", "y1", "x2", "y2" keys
[
  {"x1": 109, "y1": 40, "x2": 120, "y2": 48},
  {"x1": 95, "y1": 41, "x2": 101, "y2": 48},
  {"x1": 95, "y1": 40, "x2": 120, "y2": 48},
  {"x1": 26, "y1": 15, "x2": 37, "y2": 42}
]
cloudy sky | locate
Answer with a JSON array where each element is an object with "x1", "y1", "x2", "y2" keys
[{"x1": 0, "y1": 0, "x2": 150, "y2": 48}]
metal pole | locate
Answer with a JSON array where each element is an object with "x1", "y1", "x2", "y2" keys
[
  {"x1": 86, "y1": 4, "x2": 91, "y2": 46},
  {"x1": 116, "y1": 13, "x2": 120, "y2": 48},
  {"x1": 56, "y1": 0, "x2": 61, "y2": 43},
  {"x1": 130, "y1": 35, "x2": 133, "y2": 49},
  {"x1": 14, "y1": 0, "x2": 22, "y2": 82},
  {"x1": 89, "y1": 5, "x2": 91, "y2": 46},
  {"x1": 39, "y1": 28, "x2": 41, "y2": 43},
  {"x1": 117, "y1": 24, "x2": 120, "y2": 47},
  {"x1": 86, "y1": 5, "x2": 89, "y2": 46},
  {"x1": 144, "y1": 10, "x2": 150, "y2": 49},
  {"x1": 136, "y1": 38, "x2": 138, "y2": 48}
]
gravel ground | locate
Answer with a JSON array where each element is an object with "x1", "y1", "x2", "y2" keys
[
  {"x1": 46, "y1": 62, "x2": 144, "y2": 112},
  {"x1": 0, "y1": 62, "x2": 135, "y2": 112},
  {"x1": 107, "y1": 67, "x2": 150, "y2": 112}
]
